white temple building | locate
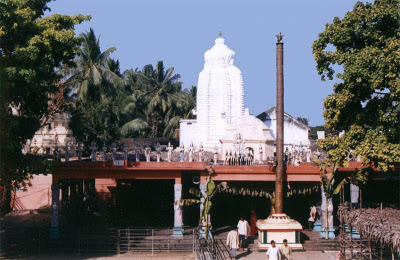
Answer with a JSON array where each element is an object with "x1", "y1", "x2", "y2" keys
[
  {"x1": 179, "y1": 36, "x2": 311, "y2": 159},
  {"x1": 180, "y1": 36, "x2": 244, "y2": 150},
  {"x1": 257, "y1": 107, "x2": 310, "y2": 149},
  {"x1": 220, "y1": 108, "x2": 275, "y2": 162},
  {"x1": 26, "y1": 113, "x2": 76, "y2": 154}
]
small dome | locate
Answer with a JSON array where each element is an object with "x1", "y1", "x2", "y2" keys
[{"x1": 222, "y1": 108, "x2": 274, "y2": 141}]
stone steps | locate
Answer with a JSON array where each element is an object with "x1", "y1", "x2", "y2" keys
[{"x1": 301, "y1": 230, "x2": 339, "y2": 252}]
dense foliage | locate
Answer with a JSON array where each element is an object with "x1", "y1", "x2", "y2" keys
[
  {"x1": 66, "y1": 29, "x2": 196, "y2": 147},
  {"x1": 312, "y1": 0, "x2": 400, "y2": 171},
  {"x1": 0, "y1": 0, "x2": 89, "y2": 189}
]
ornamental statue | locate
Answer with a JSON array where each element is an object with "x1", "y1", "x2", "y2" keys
[
  {"x1": 167, "y1": 142, "x2": 173, "y2": 162},
  {"x1": 89, "y1": 141, "x2": 97, "y2": 162},
  {"x1": 258, "y1": 145, "x2": 263, "y2": 165},
  {"x1": 77, "y1": 142, "x2": 83, "y2": 161},
  {"x1": 102, "y1": 143, "x2": 107, "y2": 162},
  {"x1": 156, "y1": 143, "x2": 161, "y2": 162},
  {"x1": 145, "y1": 146, "x2": 151, "y2": 162},
  {"x1": 179, "y1": 143, "x2": 185, "y2": 162},
  {"x1": 198, "y1": 143, "x2": 204, "y2": 162},
  {"x1": 189, "y1": 141, "x2": 194, "y2": 162},
  {"x1": 65, "y1": 142, "x2": 70, "y2": 163},
  {"x1": 213, "y1": 145, "x2": 218, "y2": 165},
  {"x1": 111, "y1": 142, "x2": 117, "y2": 160}
]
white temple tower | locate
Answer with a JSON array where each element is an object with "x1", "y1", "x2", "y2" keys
[{"x1": 196, "y1": 36, "x2": 244, "y2": 149}]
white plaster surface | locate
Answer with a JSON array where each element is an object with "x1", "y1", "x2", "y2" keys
[
  {"x1": 196, "y1": 37, "x2": 244, "y2": 149},
  {"x1": 179, "y1": 119, "x2": 198, "y2": 149},
  {"x1": 258, "y1": 107, "x2": 310, "y2": 149},
  {"x1": 220, "y1": 108, "x2": 275, "y2": 160}
]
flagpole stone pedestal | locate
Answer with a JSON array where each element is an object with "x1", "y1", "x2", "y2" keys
[{"x1": 256, "y1": 213, "x2": 303, "y2": 250}]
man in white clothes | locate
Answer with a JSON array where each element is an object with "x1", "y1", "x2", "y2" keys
[
  {"x1": 266, "y1": 240, "x2": 281, "y2": 260},
  {"x1": 226, "y1": 226, "x2": 239, "y2": 259},
  {"x1": 237, "y1": 217, "x2": 250, "y2": 251}
]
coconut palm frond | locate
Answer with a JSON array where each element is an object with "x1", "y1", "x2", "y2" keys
[{"x1": 120, "y1": 118, "x2": 148, "y2": 136}]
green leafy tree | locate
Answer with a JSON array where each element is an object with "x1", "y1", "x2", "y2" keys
[
  {"x1": 312, "y1": 0, "x2": 400, "y2": 171},
  {"x1": 0, "y1": 0, "x2": 88, "y2": 199},
  {"x1": 309, "y1": 125, "x2": 326, "y2": 140},
  {"x1": 134, "y1": 61, "x2": 184, "y2": 137},
  {"x1": 69, "y1": 100, "x2": 120, "y2": 146},
  {"x1": 64, "y1": 28, "x2": 124, "y2": 102},
  {"x1": 163, "y1": 85, "x2": 197, "y2": 137},
  {"x1": 67, "y1": 29, "x2": 127, "y2": 145},
  {"x1": 296, "y1": 117, "x2": 309, "y2": 126}
]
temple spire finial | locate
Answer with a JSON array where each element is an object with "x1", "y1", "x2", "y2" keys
[
  {"x1": 218, "y1": 31, "x2": 222, "y2": 37},
  {"x1": 276, "y1": 32, "x2": 284, "y2": 43}
]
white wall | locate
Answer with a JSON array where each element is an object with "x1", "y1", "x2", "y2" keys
[
  {"x1": 179, "y1": 120, "x2": 200, "y2": 149},
  {"x1": 262, "y1": 117, "x2": 310, "y2": 147}
]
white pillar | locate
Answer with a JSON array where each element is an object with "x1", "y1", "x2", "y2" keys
[
  {"x1": 199, "y1": 183, "x2": 206, "y2": 224},
  {"x1": 173, "y1": 184, "x2": 183, "y2": 236},
  {"x1": 350, "y1": 184, "x2": 360, "y2": 208},
  {"x1": 320, "y1": 185, "x2": 335, "y2": 238}
]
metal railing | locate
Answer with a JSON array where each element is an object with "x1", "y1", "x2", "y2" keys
[
  {"x1": 195, "y1": 227, "x2": 232, "y2": 260},
  {"x1": 117, "y1": 227, "x2": 196, "y2": 254},
  {"x1": 0, "y1": 226, "x2": 232, "y2": 259}
]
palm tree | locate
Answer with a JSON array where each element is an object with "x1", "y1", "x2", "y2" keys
[
  {"x1": 163, "y1": 86, "x2": 196, "y2": 137},
  {"x1": 113, "y1": 91, "x2": 148, "y2": 137},
  {"x1": 134, "y1": 61, "x2": 183, "y2": 137},
  {"x1": 64, "y1": 28, "x2": 124, "y2": 102}
]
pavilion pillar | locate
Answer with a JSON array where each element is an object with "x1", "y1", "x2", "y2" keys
[
  {"x1": 61, "y1": 180, "x2": 68, "y2": 209},
  {"x1": 199, "y1": 176, "x2": 207, "y2": 225},
  {"x1": 312, "y1": 203, "x2": 322, "y2": 232},
  {"x1": 320, "y1": 185, "x2": 335, "y2": 238},
  {"x1": 88, "y1": 179, "x2": 96, "y2": 213},
  {"x1": 173, "y1": 178, "x2": 183, "y2": 236},
  {"x1": 350, "y1": 184, "x2": 360, "y2": 208},
  {"x1": 50, "y1": 183, "x2": 60, "y2": 238}
]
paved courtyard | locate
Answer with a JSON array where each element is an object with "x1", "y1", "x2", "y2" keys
[
  {"x1": 12, "y1": 251, "x2": 339, "y2": 259},
  {"x1": 236, "y1": 250, "x2": 339, "y2": 260}
]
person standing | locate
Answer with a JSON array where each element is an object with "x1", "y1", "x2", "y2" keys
[
  {"x1": 279, "y1": 239, "x2": 292, "y2": 260},
  {"x1": 250, "y1": 209, "x2": 258, "y2": 236},
  {"x1": 226, "y1": 227, "x2": 239, "y2": 260},
  {"x1": 237, "y1": 217, "x2": 250, "y2": 251},
  {"x1": 308, "y1": 205, "x2": 317, "y2": 230},
  {"x1": 266, "y1": 240, "x2": 281, "y2": 260}
]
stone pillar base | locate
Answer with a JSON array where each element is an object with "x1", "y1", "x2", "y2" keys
[
  {"x1": 313, "y1": 222, "x2": 321, "y2": 232},
  {"x1": 172, "y1": 227, "x2": 183, "y2": 237},
  {"x1": 49, "y1": 227, "x2": 59, "y2": 239},
  {"x1": 320, "y1": 228, "x2": 335, "y2": 239},
  {"x1": 256, "y1": 214, "x2": 303, "y2": 250}
]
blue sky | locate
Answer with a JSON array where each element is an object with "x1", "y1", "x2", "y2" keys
[{"x1": 47, "y1": 0, "x2": 360, "y2": 126}]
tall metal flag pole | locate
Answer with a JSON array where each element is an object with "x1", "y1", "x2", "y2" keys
[{"x1": 275, "y1": 32, "x2": 284, "y2": 214}]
